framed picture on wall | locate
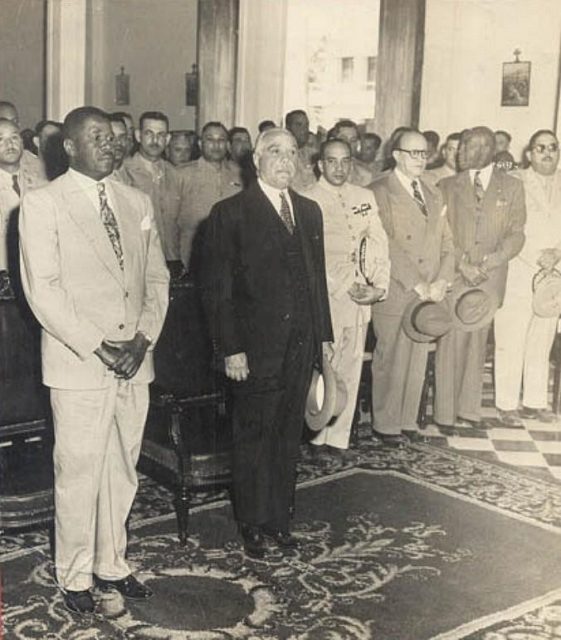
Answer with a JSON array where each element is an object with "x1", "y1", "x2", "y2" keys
[{"x1": 501, "y1": 60, "x2": 531, "y2": 107}]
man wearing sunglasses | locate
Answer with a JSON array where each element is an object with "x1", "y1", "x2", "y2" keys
[
  {"x1": 433, "y1": 126, "x2": 526, "y2": 429},
  {"x1": 370, "y1": 128, "x2": 454, "y2": 445},
  {"x1": 494, "y1": 129, "x2": 561, "y2": 425}
]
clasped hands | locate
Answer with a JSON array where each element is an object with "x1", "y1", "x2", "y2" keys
[
  {"x1": 537, "y1": 247, "x2": 561, "y2": 272},
  {"x1": 347, "y1": 282, "x2": 385, "y2": 305},
  {"x1": 95, "y1": 332, "x2": 150, "y2": 379},
  {"x1": 414, "y1": 278, "x2": 448, "y2": 302}
]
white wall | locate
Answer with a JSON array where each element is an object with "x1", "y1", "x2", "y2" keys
[
  {"x1": 420, "y1": 0, "x2": 561, "y2": 160},
  {"x1": 235, "y1": 0, "x2": 288, "y2": 138},
  {"x1": 0, "y1": 0, "x2": 45, "y2": 128},
  {"x1": 88, "y1": 0, "x2": 198, "y2": 131}
]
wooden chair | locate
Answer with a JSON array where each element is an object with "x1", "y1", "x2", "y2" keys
[{"x1": 139, "y1": 280, "x2": 232, "y2": 545}]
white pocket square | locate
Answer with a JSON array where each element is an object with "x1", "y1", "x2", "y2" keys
[{"x1": 140, "y1": 215, "x2": 151, "y2": 231}]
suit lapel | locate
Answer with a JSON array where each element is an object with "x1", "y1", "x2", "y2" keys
[
  {"x1": 290, "y1": 189, "x2": 316, "y2": 281},
  {"x1": 60, "y1": 173, "x2": 125, "y2": 287}
]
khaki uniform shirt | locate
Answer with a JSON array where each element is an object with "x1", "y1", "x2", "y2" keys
[
  {"x1": 177, "y1": 157, "x2": 242, "y2": 268},
  {"x1": 305, "y1": 177, "x2": 390, "y2": 335}
]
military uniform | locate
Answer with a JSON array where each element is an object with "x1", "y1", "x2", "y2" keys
[
  {"x1": 177, "y1": 157, "x2": 242, "y2": 269},
  {"x1": 123, "y1": 154, "x2": 183, "y2": 262},
  {"x1": 306, "y1": 177, "x2": 390, "y2": 448}
]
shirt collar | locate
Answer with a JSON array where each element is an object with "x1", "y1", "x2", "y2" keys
[
  {"x1": 318, "y1": 175, "x2": 348, "y2": 195},
  {"x1": 469, "y1": 163, "x2": 493, "y2": 189},
  {"x1": 394, "y1": 167, "x2": 423, "y2": 194},
  {"x1": 0, "y1": 166, "x2": 20, "y2": 186},
  {"x1": 68, "y1": 167, "x2": 103, "y2": 188}
]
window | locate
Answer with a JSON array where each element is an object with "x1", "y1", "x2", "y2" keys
[
  {"x1": 367, "y1": 56, "x2": 377, "y2": 86},
  {"x1": 341, "y1": 57, "x2": 354, "y2": 83},
  {"x1": 283, "y1": 0, "x2": 380, "y2": 131}
]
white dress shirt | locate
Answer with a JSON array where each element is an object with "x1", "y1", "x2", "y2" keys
[{"x1": 258, "y1": 178, "x2": 295, "y2": 226}]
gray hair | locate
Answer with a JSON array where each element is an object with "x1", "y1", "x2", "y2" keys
[{"x1": 254, "y1": 127, "x2": 297, "y2": 158}]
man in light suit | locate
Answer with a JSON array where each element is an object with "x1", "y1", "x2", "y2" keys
[
  {"x1": 371, "y1": 129, "x2": 455, "y2": 444},
  {"x1": 494, "y1": 129, "x2": 561, "y2": 425},
  {"x1": 434, "y1": 126, "x2": 526, "y2": 428},
  {"x1": 200, "y1": 128, "x2": 332, "y2": 559},
  {"x1": 19, "y1": 106, "x2": 169, "y2": 614}
]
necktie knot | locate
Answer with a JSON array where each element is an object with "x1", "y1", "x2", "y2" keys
[
  {"x1": 279, "y1": 191, "x2": 294, "y2": 234},
  {"x1": 411, "y1": 180, "x2": 427, "y2": 217}
]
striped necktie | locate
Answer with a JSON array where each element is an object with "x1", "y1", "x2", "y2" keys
[
  {"x1": 474, "y1": 170, "x2": 485, "y2": 204},
  {"x1": 97, "y1": 182, "x2": 124, "y2": 270},
  {"x1": 411, "y1": 180, "x2": 427, "y2": 217},
  {"x1": 279, "y1": 191, "x2": 294, "y2": 234}
]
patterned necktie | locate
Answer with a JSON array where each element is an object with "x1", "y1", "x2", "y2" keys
[
  {"x1": 97, "y1": 182, "x2": 124, "y2": 270},
  {"x1": 279, "y1": 191, "x2": 294, "y2": 234},
  {"x1": 411, "y1": 180, "x2": 427, "y2": 217},
  {"x1": 474, "y1": 170, "x2": 485, "y2": 204},
  {"x1": 12, "y1": 174, "x2": 20, "y2": 197}
]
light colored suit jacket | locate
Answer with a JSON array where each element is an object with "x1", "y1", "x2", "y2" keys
[
  {"x1": 372, "y1": 171, "x2": 455, "y2": 316},
  {"x1": 19, "y1": 171, "x2": 169, "y2": 389}
]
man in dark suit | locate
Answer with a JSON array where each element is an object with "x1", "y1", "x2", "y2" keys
[
  {"x1": 434, "y1": 126, "x2": 526, "y2": 428},
  {"x1": 200, "y1": 127, "x2": 332, "y2": 559}
]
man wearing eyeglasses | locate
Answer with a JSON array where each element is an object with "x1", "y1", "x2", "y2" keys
[
  {"x1": 493, "y1": 129, "x2": 561, "y2": 425},
  {"x1": 433, "y1": 126, "x2": 526, "y2": 429},
  {"x1": 370, "y1": 128, "x2": 454, "y2": 445}
]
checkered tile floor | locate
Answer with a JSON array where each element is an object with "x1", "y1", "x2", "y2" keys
[{"x1": 404, "y1": 363, "x2": 561, "y2": 482}]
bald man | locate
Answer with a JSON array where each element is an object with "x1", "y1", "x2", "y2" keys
[
  {"x1": 434, "y1": 126, "x2": 526, "y2": 428},
  {"x1": 371, "y1": 129, "x2": 454, "y2": 444}
]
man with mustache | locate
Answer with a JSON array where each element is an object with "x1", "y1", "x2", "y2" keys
[
  {"x1": 305, "y1": 138, "x2": 389, "y2": 456},
  {"x1": 434, "y1": 126, "x2": 526, "y2": 429},
  {"x1": 0, "y1": 117, "x2": 45, "y2": 296},
  {"x1": 199, "y1": 128, "x2": 332, "y2": 559},
  {"x1": 124, "y1": 111, "x2": 184, "y2": 277},
  {"x1": 19, "y1": 106, "x2": 169, "y2": 613},
  {"x1": 494, "y1": 129, "x2": 561, "y2": 424},
  {"x1": 107, "y1": 113, "x2": 132, "y2": 185}
]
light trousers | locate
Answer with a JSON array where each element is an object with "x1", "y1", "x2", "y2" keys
[
  {"x1": 494, "y1": 271, "x2": 558, "y2": 411},
  {"x1": 51, "y1": 380, "x2": 149, "y2": 591},
  {"x1": 312, "y1": 322, "x2": 368, "y2": 449}
]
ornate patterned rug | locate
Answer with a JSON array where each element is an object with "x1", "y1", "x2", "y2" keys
[{"x1": 3, "y1": 441, "x2": 561, "y2": 639}]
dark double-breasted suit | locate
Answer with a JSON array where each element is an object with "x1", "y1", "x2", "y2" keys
[
  {"x1": 200, "y1": 181, "x2": 332, "y2": 528},
  {"x1": 371, "y1": 171, "x2": 454, "y2": 433},
  {"x1": 434, "y1": 167, "x2": 526, "y2": 424}
]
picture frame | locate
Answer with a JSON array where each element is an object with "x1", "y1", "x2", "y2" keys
[{"x1": 501, "y1": 60, "x2": 531, "y2": 107}]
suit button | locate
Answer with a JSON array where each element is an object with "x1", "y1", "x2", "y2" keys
[
  {"x1": 406, "y1": 234, "x2": 412, "y2": 240},
  {"x1": 124, "y1": 291, "x2": 129, "y2": 298},
  {"x1": 418, "y1": 258, "x2": 424, "y2": 264},
  {"x1": 119, "y1": 323, "x2": 125, "y2": 330},
  {"x1": 282, "y1": 313, "x2": 291, "y2": 321}
]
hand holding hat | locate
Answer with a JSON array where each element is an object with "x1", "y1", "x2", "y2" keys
[{"x1": 537, "y1": 248, "x2": 561, "y2": 272}]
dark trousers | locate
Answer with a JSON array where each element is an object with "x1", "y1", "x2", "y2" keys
[{"x1": 231, "y1": 325, "x2": 314, "y2": 529}]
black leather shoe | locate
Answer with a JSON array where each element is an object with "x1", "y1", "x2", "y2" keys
[
  {"x1": 372, "y1": 431, "x2": 409, "y2": 447},
  {"x1": 262, "y1": 527, "x2": 298, "y2": 549},
  {"x1": 456, "y1": 417, "x2": 488, "y2": 429},
  {"x1": 240, "y1": 524, "x2": 266, "y2": 559},
  {"x1": 62, "y1": 589, "x2": 95, "y2": 614},
  {"x1": 94, "y1": 574, "x2": 153, "y2": 599}
]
